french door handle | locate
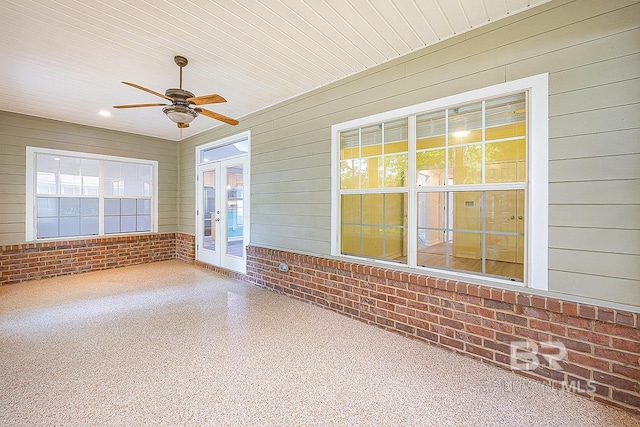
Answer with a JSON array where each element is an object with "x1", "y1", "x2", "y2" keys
[{"x1": 215, "y1": 218, "x2": 221, "y2": 222}]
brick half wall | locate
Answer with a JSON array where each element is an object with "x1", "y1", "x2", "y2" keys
[
  {"x1": 1, "y1": 233, "x2": 178, "y2": 285},
  {"x1": 246, "y1": 245, "x2": 640, "y2": 415}
]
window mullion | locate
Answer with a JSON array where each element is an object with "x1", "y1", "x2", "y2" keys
[
  {"x1": 445, "y1": 109, "x2": 449, "y2": 186},
  {"x1": 481, "y1": 191, "x2": 487, "y2": 274},
  {"x1": 98, "y1": 160, "x2": 105, "y2": 236},
  {"x1": 358, "y1": 128, "x2": 362, "y2": 190},
  {"x1": 482, "y1": 100, "x2": 486, "y2": 185},
  {"x1": 407, "y1": 115, "x2": 417, "y2": 268}
]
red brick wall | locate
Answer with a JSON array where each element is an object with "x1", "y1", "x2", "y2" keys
[
  {"x1": 1, "y1": 233, "x2": 177, "y2": 285},
  {"x1": 246, "y1": 245, "x2": 640, "y2": 415},
  {"x1": 176, "y1": 233, "x2": 196, "y2": 262}
]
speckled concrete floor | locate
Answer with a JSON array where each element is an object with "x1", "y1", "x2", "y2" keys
[{"x1": 0, "y1": 260, "x2": 637, "y2": 426}]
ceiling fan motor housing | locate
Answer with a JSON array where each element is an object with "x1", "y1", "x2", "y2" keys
[{"x1": 165, "y1": 88, "x2": 195, "y2": 105}]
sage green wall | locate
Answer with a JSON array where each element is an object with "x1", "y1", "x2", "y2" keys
[
  {"x1": 0, "y1": 112, "x2": 178, "y2": 245},
  {"x1": 184, "y1": 0, "x2": 639, "y2": 307}
]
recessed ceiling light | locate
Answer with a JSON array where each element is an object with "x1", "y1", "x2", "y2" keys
[
  {"x1": 99, "y1": 110, "x2": 111, "y2": 117},
  {"x1": 452, "y1": 130, "x2": 470, "y2": 138}
]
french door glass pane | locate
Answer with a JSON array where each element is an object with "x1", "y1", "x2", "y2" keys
[
  {"x1": 226, "y1": 165, "x2": 244, "y2": 258},
  {"x1": 203, "y1": 170, "x2": 216, "y2": 251}
]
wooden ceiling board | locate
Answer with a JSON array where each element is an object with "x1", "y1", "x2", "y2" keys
[
  {"x1": 459, "y1": 0, "x2": 491, "y2": 28},
  {"x1": 0, "y1": 0, "x2": 550, "y2": 141},
  {"x1": 412, "y1": 0, "x2": 455, "y2": 40}
]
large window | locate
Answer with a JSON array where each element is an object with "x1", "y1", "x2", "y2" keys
[
  {"x1": 331, "y1": 75, "x2": 548, "y2": 289},
  {"x1": 26, "y1": 148, "x2": 158, "y2": 241}
]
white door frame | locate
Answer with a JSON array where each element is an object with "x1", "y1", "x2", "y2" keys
[{"x1": 195, "y1": 131, "x2": 250, "y2": 274}]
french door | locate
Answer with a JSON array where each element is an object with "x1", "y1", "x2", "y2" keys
[{"x1": 196, "y1": 156, "x2": 248, "y2": 273}]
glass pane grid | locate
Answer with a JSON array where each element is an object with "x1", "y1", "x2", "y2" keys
[
  {"x1": 414, "y1": 95, "x2": 527, "y2": 188},
  {"x1": 340, "y1": 193, "x2": 407, "y2": 264},
  {"x1": 416, "y1": 190, "x2": 524, "y2": 281},
  {"x1": 36, "y1": 197, "x2": 99, "y2": 238},
  {"x1": 104, "y1": 197, "x2": 152, "y2": 234},
  {"x1": 339, "y1": 92, "x2": 527, "y2": 282},
  {"x1": 340, "y1": 120, "x2": 408, "y2": 191},
  {"x1": 35, "y1": 152, "x2": 154, "y2": 240}
]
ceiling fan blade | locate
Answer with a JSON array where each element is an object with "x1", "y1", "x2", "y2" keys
[
  {"x1": 195, "y1": 108, "x2": 239, "y2": 126},
  {"x1": 113, "y1": 103, "x2": 168, "y2": 109},
  {"x1": 122, "y1": 82, "x2": 173, "y2": 101},
  {"x1": 186, "y1": 94, "x2": 227, "y2": 105}
]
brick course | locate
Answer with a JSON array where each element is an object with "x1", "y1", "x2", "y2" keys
[
  {"x1": 1, "y1": 233, "x2": 178, "y2": 285},
  {"x1": 245, "y1": 245, "x2": 640, "y2": 416}
]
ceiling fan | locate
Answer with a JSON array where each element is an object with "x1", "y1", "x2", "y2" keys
[{"x1": 113, "y1": 55, "x2": 238, "y2": 128}]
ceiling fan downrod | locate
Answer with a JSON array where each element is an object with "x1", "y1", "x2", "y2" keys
[{"x1": 174, "y1": 55, "x2": 188, "y2": 90}]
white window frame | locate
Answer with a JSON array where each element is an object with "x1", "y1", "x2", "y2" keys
[
  {"x1": 331, "y1": 74, "x2": 548, "y2": 290},
  {"x1": 25, "y1": 147, "x2": 159, "y2": 241}
]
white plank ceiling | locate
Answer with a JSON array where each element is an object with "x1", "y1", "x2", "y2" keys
[{"x1": 0, "y1": 0, "x2": 550, "y2": 141}]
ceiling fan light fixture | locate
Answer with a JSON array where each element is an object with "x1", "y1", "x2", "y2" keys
[
  {"x1": 117, "y1": 56, "x2": 238, "y2": 127},
  {"x1": 163, "y1": 105, "x2": 197, "y2": 124}
]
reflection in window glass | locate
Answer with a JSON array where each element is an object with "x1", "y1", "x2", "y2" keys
[
  {"x1": 448, "y1": 103, "x2": 482, "y2": 145},
  {"x1": 339, "y1": 119, "x2": 408, "y2": 190},
  {"x1": 36, "y1": 197, "x2": 99, "y2": 238},
  {"x1": 417, "y1": 111, "x2": 446, "y2": 150},
  {"x1": 339, "y1": 91, "x2": 528, "y2": 282},
  {"x1": 200, "y1": 141, "x2": 249, "y2": 163},
  {"x1": 417, "y1": 190, "x2": 524, "y2": 280},
  {"x1": 37, "y1": 218, "x2": 58, "y2": 239},
  {"x1": 340, "y1": 193, "x2": 407, "y2": 264},
  {"x1": 32, "y1": 150, "x2": 155, "y2": 240},
  {"x1": 105, "y1": 198, "x2": 152, "y2": 234},
  {"x1": 340, "y1": 85, "x2": 546, "y2": 283},
  {"x1": 449, "y1": 145, "x2": 482, "y2": 185}
]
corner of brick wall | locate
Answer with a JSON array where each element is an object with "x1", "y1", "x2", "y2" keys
[
  {"x1": 175, "y1": 233, "x2": 196, "y2": 262},
  {"x1": 245, "y1": 245, "x2": 640, "y2": 416}
]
